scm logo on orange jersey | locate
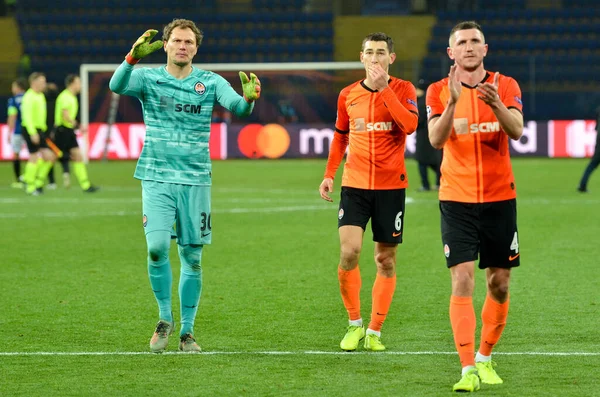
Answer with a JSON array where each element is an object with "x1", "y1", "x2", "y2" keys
[
  {"x1": 354, "y1": 118, "x2": 394, "y2": 132},
  {"x1": 366, "y1": 121, "x2": 393, "y2": 132},
  {"x1": 454, "y1": 118, "x2": 502, "y2": 135},
  {"x1": 470, "y1": 121, "x2": 500, "y2": 133}
]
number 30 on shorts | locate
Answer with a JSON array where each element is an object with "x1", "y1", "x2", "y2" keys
[{"x1": 201, "y1": 212, "x2": 212, "y2": 232}]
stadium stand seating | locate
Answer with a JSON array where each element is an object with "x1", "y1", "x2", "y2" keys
[
  {"x1": 361, "y1": 0, "x2": 412, "y2": 15},
  {"x1": 421, "y1": 5, "x2": 600, "y2": 119},
  {"x1": 11, "y1": 0, "x2": 600, "y2": 120},
  {"x1": 15, "y1": 0, "x2": 334, "y2": 84}
]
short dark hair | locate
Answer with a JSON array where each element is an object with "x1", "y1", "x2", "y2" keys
[
  {"x1": 449, "y1": 21, "x2": 485, "y2": 46},
  {"x1": 362, "y1": 32, "x2": 394, "y2": 53},
  {"x1": 28, "y1": 72, "x2": 45, "y2": 84},
  {"x1": 13, "y1": 77, "x2": 28, "y2": 90},
  {"x1": 65, "y1": 74, "x2": 79, "y2": 87},
  {"x1": 163, "y1": 18, "x2": 204, "y2": 47}
]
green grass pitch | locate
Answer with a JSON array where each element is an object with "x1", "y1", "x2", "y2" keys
[{"x1": 0, "y1": 158, "x2": 599, "y2": 396}]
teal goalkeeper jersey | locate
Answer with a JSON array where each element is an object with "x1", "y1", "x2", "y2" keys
[{"x1": 109, "y1": 61, "x2": 254, "y2": 185}]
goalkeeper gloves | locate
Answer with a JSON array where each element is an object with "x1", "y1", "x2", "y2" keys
[
  {"x1": 239, "y1": 72, "x2": 261, "y2": 103},
  {"x1": 125, "y1": 29, "x2": 163, "y2": 65}
]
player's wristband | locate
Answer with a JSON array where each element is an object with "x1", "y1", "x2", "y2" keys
[{"x1": 125, "y1": 53, "x2": 141, "y2": 65}]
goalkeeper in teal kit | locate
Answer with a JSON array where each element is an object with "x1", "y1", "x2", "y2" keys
[{"x1": 109, "y1": 19, "x2": 261, "y2": 353}]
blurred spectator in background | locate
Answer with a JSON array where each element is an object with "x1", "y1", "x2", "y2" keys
[
  {"x1": 44, "y1": 81, "x2": 59, "y2": 188},
  {"x1": 7, "y1": 77, "x2": 27, "y2": 188},
  {"x1": 53, "y1": 74, "x2": 98, "y2": 192},
  {"x1": 415, "y1": 78, "x2": 441, "y2": 191},
  {"x1": 277, "y1": 99, "x2": 298, "y2": 124},
  {"x1": 577, "y1": 106, "x2": 600, "y2": 193},
  {"x1": 17, "y1": 54, "x2": 31, "y2": 79},
  {"x1": 21, "y1": 72, "x2": 58, "y2": 195}
]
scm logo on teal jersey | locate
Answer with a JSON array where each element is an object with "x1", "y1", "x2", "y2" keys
[
  {"x1": 175, "y1": 103, "x2": 202, "y2": 114},
  {"x1": 160, "y1": 96, "x2": 202, "y2": 114}
]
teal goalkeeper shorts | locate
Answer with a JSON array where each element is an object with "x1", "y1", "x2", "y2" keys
[{"x1": 141, "y1": 180, "x2": 212, "y2": 245}]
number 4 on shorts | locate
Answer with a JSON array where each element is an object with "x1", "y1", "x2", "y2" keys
[{"x1": 510, "y1": 232, "x2": 519, "y2": 253}]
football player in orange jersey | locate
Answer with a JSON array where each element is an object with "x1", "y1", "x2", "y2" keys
[
  {"x1": 319, "y1": 32, "x2": 418, "y2": 352},
  {"x1": 426, "y1": 21, "x2": 524, "y2": 392}
]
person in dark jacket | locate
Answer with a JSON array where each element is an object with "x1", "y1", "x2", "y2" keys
[
  {"x1": 577, "y1": 106, "x2": 600, "y2": 193},
  {"x1": 415, "y1": 79, "x2": 442, "y2": 191}
]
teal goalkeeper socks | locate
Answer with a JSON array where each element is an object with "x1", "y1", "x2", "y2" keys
[
  {"x1": 147, "y1": 231, "x2": 173, "y2": 323},
  {"x1": 178, "y1": 245, "x2": 203, "y2": 336}
]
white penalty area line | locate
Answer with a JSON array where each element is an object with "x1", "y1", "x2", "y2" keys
[
  {"x1": 1, "y1": 351, "x2": 598, "y2": 357},
  {"x1": 0, "y1": 205, "x2": 336, "y2": 219}
]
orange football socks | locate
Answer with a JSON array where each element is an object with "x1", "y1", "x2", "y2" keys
[
  {"x1": 368, "y1": 274, "x2": 396, "y2": 332},
  {"x1": 479, "y1": 293, "x2": 509, "y2": 356},
  {"x1": 450, "y1": 295, "x2": 476, "y2": 367},
  {"x1": 338, "y1": 266, "x2": 362, "y2": 321}
]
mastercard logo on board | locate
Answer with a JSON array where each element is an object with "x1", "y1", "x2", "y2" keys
[{"x1": 237, "y1": 123, "x2": 291, "y2": 159}]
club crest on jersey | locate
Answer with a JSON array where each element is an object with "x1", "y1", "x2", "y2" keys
[
  {"x1": 143, "y1": 214, "x2": 148, "y2": 227},
  {"x1": 194, "y1": 81, "x2": 206, "y2": 95},
  {"x1": 444, "y1": 244, "x2": 450, "y2": 258},
  {"x1": 338, "y1": 208, "x2": 344, "y2": 220}
]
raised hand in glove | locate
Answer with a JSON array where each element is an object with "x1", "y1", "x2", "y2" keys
[
  {"x1": 126, "y1": 29, "x2": 163, "y2": 65},
  {"x1": 239, "y1": 72, "x2": 261, "y2": 103}
]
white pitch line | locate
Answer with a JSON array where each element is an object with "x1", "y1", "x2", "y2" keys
[
  {"x1": 0, "y1": 211, "x2": 140, "y2": 219},
  {"x1": 0, "y1": 197, "x2": 416, "y2": 205},
  {"x1": 0, "y1": 198, "x2": 326, "y2": 205},
  {"x1": 0, "y1": 205, "x2": 336, "y2": 219},
  {"x1": 34, "y1": 186, "x2": 317, "y2": 195},
  {"x1": 0, "y1": 351, "x2": 598, "y2": 356},
  {"x1": 2, "y1": 195, "x2": 599, "y2": 206},
  {"x1": 0, "y1": 198, "x2": 141, "y2": 204}
]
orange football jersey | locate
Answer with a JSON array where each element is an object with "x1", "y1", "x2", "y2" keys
[
  {"x1": 426, "y1": 72, "x2": 523, "y2": 203},
  {"x1": 327, "y1": 77, "x2": 418, "y2": 190}
]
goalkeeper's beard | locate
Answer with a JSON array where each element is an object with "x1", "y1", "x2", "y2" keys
[{"x1": 172, "y1": 59, "x2": 191, "y2": 68}]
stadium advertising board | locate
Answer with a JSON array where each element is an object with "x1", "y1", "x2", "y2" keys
[
  {"x1": 226, "y1": 121, "x2": 568, "y2": 159},
  {"x1": 0, "y1": 120, "x2": 595, "y2": 160},
  {"x1": 0, "y1": 122, "x2": 228, "y2": 160}
]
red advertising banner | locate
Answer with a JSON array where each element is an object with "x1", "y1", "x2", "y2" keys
[
  {"x1": 548, "y1": 120, "x2": 597, "y2": 158},
  {"x1": 0, "y1": 122, "x2": 228, "y2": 160}
]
